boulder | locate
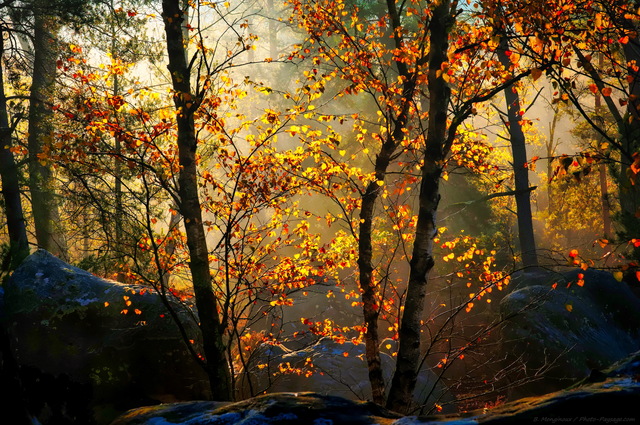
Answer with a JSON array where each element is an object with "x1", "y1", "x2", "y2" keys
[
  {"x1": 111, "y1": 351, "x2": 640, "y2": 424},
  {"x1": 499, "y1": 268, "x2": 640, "y2": 396},
  {"x1": 111, "y1": 392, "x2": 402, "y2": 425},
  {"x1": 236, "y1": 337, "x2": 454, "y2": 413},
  {"x1": 1, "y1": 250, "x2": 210, "y2": 425}
]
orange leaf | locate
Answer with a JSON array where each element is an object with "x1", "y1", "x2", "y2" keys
[
  {"x1": 531, "y1": 68, "x2": 542, "y2": 81},
  {"x1": 631, "y1": 153, "x2": 640, "y2": 174},
  {"x1": 601, "y1": 87, "x2": 613, "y2": 97},
  {"x1": 589, "y1": 84, "x2": 598, "y2": 94}
]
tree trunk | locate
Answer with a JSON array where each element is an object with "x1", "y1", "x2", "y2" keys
[
  {"x1": 546, "y1": 108, "x2": 559, "y2": 212},
  {"x1": 111, "y1": 33, "x2": 124, "y2": 279},
  {"x1": 574, "y1": 46, "x2": 632, "y2": 242},
  {"x1": 27, "y1": 8, "x2": 67, "y2": 259},
  {"x1": 497, "y1": 36, "x2": 538, "y2": 270},
  {"x1": 354, "y1": 0, "x2": 423, "y2": 405},
  {"x1": 0, "y1": 28, "x2": 29, "y2": 271},
  {"x1": 0, "y1": 25, "x2": 32, "y2": 425},
  {"x1": 162, "y1": 0, "x2": 231, "y2": 400},
  {"x1": 593, "y1": 84, "x2": 612, "y2": 240},
  {"x1": 358, "y1": 138, "x2": 397, "y2": 405},
  {"x1": 266, "y1": 0, "x2": 278, "y2": 60},
  {"x1": 386, "y1": 0, "x2": 451, "y2": 413},
  {"x1": 620, "y1": 37, "x2": 640, "y2": 236}
]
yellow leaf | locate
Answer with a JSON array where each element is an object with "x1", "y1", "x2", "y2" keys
[
  {"x1": 613, "y1": 271, "x2": 624, "y2": 282},
  {"x1": 565, "y1": 304, "x2": 573, "y2": 312},
  {"x1": 376, "y1": 180, "x2": 384, "y2": 186}
]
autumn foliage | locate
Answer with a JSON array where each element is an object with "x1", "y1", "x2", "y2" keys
[{"x1": 1, "y1": 0, "x2": 640, "y2": 417}]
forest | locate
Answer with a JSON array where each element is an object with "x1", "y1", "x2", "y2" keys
[{"x1": 1, "y1": 0, "x2": 640, "y2": 424}]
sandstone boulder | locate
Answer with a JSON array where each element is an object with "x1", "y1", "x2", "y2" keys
[
  {"x1": 111, "y1": 392, "x2": 401, "y2": 425},
  {"x1": 499, "y1": 268, "x2": 640, "y2": 396},
  {"x1": 111, "y1": 351, "x2": 640, "y2": 424},
  {"x1": 1, "y1": 250, "x2": 210, "y2": 425}
]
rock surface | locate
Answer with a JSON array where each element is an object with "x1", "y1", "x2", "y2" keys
[
  {"x1": 499, "y1": 268, "x2": 640, "y2": 396},
  {"x1": 236, "y1": 337, "x2": 453, "y2": 412},
  {"x1": 112, "y1": 393, "x2": 402, "y2": 425},
  {"x1": 1, "y1": 250, "x2": 210, "y2": 425},
  {"x1": 111, "y1": 351, "x2": 640, "y2": 424}
]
